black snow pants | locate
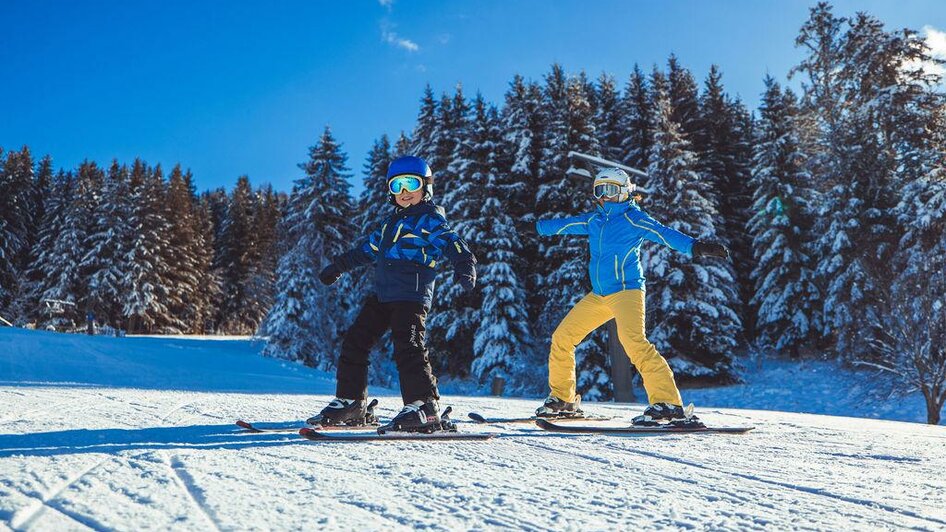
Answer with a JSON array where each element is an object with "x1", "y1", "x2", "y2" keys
[{"x1": 336, "y1": 295, "x2": 439, "y2": 404}]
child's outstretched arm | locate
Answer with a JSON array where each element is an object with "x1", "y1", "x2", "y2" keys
[
  {"x1": 626, "y1": 209, "x2": 695, "y2": 255},
  {"x1": 429, "y1": 218, "x2": 477, "y2": 290},
  {"x1": 536, "y1": 213, "x2": 596, "y2": 236},
  {"x1": 628, "y1": 209, "x2": 729, "y2": 259},
  {"x1": 319, "y1": 225, "x2": 383, "y2": 285}
]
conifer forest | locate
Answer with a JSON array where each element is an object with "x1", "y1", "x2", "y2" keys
[{"x1": 2, "y1": 3, "x2": 944, "y2": 422}]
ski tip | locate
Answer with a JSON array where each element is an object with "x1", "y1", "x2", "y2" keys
[
  {"x1": 298, "y1": 428, "x2": 327, "y2": 439},
  {"x1": 468, "y1": 412, "x2": 487, "y2": 423},
  {"x1": 236, "y1": 420, "x2": 261, "y2": 432}
]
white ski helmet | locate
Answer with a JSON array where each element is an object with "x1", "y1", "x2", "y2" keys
[{"x1": 593, "y1": 167, "x2": 635, "y2": 202}]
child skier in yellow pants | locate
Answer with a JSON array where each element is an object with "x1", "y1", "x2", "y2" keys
[{"x1": 534, "y1": 168, "x2": 729, "y2": 426}]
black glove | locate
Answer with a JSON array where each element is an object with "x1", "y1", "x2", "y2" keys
[
  {"x1": 318, "y1": 263, "x2": 342, "y2": 286},
  {"x1": 456, "y1": 271, "x2": 476, "y2": 291},
  {"x1": 520, "y1": 223, "x2": 538, "y2": 239},
  {"x1": 692, "y1": 240, "x2": 730, "y2": 260}
]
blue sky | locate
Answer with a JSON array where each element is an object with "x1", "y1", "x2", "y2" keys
[{"x1": 2, "y1": 1, "x2": 944, "y2": 194}]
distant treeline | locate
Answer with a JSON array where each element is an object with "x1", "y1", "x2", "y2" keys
[{"x1": 0, "y1": 149, "x2": 285, "y2": 335}]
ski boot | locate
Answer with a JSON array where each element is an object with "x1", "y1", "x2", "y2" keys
[
  {"x1": 632, "y1": 402, "x2": 705, "y2": 428},
  {"x1": 535, "y1": 393, "x2": 583, "y2": 418},
  {"x1": 306, "y1": 398, "x2": 379, "y2": 427},
  {"x1": 377, "y1": 399, "x2": 444, "y2": 434}
]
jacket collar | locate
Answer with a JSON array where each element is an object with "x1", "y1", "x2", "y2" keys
[
  {"x1": 394, "y1": 200, "x2": 438, "y2": 217},
  {"x1": 596, "y1": 200, "x2": 632, "y2": 217}
]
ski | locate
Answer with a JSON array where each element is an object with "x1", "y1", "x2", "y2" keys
[
  {"x1": 238, "y1": 399, "x2": 386, "y2": 433},
  {"x1": 467, "y1": 412, "x2": 615, "y2": 425},
  {"x1": 235, "y1": 420, "x2": 380, "y2": 433},
  {"x1": 298, "y1": 427, "x2": 495, "y2": 442},
  {"x1": 235, "y1": 420, "x2": 301, "y2": 433},
  {"x1": 534, "y1": 418, "x2": 754, "y2": 434}
]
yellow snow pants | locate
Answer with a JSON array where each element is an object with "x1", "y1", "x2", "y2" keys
[{"x1": 549, "y1": 289, "x2": 682, "y2": 406}]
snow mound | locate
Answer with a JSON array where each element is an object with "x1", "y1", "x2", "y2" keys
[{"x1": 1, "y1": 328, "x2": 945, "y2": 530}]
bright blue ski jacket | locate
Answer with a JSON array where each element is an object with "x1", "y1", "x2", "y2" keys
[{"x1": 536, "y1": 201, "x2": 695, "y2": 296}]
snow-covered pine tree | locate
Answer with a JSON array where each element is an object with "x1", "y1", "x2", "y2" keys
[
  {"x1": 350, "y1": 135, "x2": 393, "y2": 302},
  {"x1": 470, "y1": 100, "x2": 533, "y2": 388},
  {"x1": 429, "y1": 87, "x2": 478, "y2": 375},
  {"x1": 355, "y1": 135, "x2": 393, "y2": 235},
  {"x1": 790, "y1": 3, "x2": 848, "y2": 350},
  {"x1": 667, "y1": 55, "x2": 701, "y2": 141},
  {"x1": 858, "y1": 16, "x2": 946, "y2": 424},
  {"x1": 535, "y1": 64, "x2": 579, "y2": 345},
  {"x1": 432, "y1": 92, "x2": 456, "y2": 174},
  {"x1": 0, "y1": 146, "x2": 35, "y2": 317},
  {"x1": 645, "y1": 73, "x2": 740, "y2": 382},
  {"x1": 29, "y1": 170, "x2": 77, "y2": 329},
  {"x1": 727, "y1": 98, "x2": 757, "y2": 333},
  {"x1": 161, "y1": 165, "x2": 207, "y2": 333},
  {"x1": 13, "y1": 155, "x2": 54, "y2": 324},
  {"x1": 500, "y1": 74, "x2": 545, "y2": 345},
  {"x1": 748, "y1": 77, "x2": 820, "y2": 357},
  {"x1": 695, "y1": 66, "x2": 754, "y2": 327},
  {"x1": 204, "y1": 187, "x2": 230, "y2": 254},
  {"x1": 800, "y1": 11, "x2": 935, "y2": 361},
  {"x1": 215, "y1": 176, "x2": 271, "y2": 334},
  {"x1": 501, "y1": 75, "x2": 545, "y2": 211},
  {"x1": 620, "y1": 65, "x2": 653, "y2": 170},
  {"x1": 241, "y1": 185, "x2": 281, "y2": 333},
  {"x1": 261, "y1": 126, "x2": 355, "y2": 369},
  {"x1": 593, "y1": 73, "x2": 623, "y2": 163},
  {"x1": 444, "y1": 84, "x2": 472, "y2": 180},
  {"x1": 0, "y1": 148, "x2": 14, "y2": 313},
  {"x1": 201, "y1": 187, "x2": 230, "y2": 327},
  {"x1": 895, "y1": 59, "x2": 946, "y2": 288},
  {"x1": 124, "y1": 161, "x2": 172, "y2": 333},
  {"x1": 531, "y1": 65, "x2": 567, "y2": 377},
  {"x1": 410, "y1": 85, "x2": 440, "y2": 165},
  {"x1": 790, "y1": 2, "x2": 846, "y2": 154},
  {"x1": 81, "y1": 161, "x2": 132, "y2": 328},
  {"x1": 39, "y1": 162, "x2": 103, "y2": 330},
  {"x1": 192, "y1": 193, "x2": 221, "y2": 334},
  {"x1": 393, "y1": 132, "x2": 412, "y2": 157}
]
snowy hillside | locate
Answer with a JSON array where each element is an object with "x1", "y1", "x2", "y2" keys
[{"x1": 1, "y1": 329, "x2": 945, "y2": 531}]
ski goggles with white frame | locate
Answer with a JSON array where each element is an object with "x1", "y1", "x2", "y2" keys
[
  {"x1": 593, "y1": 181, "x2": 626, "y2": 199},
  {"x1": 388, "y1": 175, "x2": 425, "y2": 194}
]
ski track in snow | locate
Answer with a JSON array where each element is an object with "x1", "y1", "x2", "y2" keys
[{"x1": 1, "y1": 329, "x2": 945, "y2": 531}]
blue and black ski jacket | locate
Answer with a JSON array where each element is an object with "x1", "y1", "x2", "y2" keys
[
  {"x1": 537, "y1": 201, "x2": 694, "y2": 296},
  {"x1": 335, "y1": 201, "x2": 476, "y2": 308}
]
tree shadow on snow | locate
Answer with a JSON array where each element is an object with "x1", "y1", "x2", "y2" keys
[{"x1": 0, "y1": 423, "x2": 307, "y2": 458}]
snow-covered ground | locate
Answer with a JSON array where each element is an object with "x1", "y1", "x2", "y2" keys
[{"x1": 1, "y1": 328, "x2": 945, "y2": 531}]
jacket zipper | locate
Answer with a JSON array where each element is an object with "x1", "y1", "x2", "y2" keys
[
  {"x1": 595, "y1": 215, "x2": 605, "y2": 290},
  {"x1": 614, "y1": 255, "x2": 619, "y2": 283},
  {"x1": 415, "y1": 273, "x2": 419, "y2": 292}
]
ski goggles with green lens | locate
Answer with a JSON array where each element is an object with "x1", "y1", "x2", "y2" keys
[
  {"x1": 388, "y1": 175, "x2": 425, "y2": 194},
  {"x1": 593, "y1": 182, "x2": 625, "y2": 199}
]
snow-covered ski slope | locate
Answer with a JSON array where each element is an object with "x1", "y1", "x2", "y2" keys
[{"x1": 1, "y1": 328, "x2": 944, "y2": 531}]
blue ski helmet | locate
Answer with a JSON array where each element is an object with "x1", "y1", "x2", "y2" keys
[{"x1": 386, "y1": 156, "x2": 434, "y2": 205}]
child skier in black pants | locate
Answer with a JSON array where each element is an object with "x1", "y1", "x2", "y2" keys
[{"x1": 312, "y1": 156, "x2": 476, "y2": 432}]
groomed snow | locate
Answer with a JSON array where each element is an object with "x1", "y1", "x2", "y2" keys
[{"x1": 1, "y1": 328, "x2": 945, "y2": 531}]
